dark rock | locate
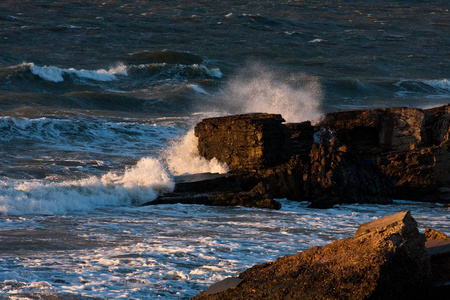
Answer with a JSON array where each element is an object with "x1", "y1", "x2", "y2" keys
[
  {"x1": 286, "y1": 121, "x2": 315, "y2": 155},
  {"x1": 377, "y1": 142, "x2": 450, "y2": 201},
  {"x1": 144, "y1": 181, "x2": 281, "y2": 210},
  {"x1": 202, "y1": 277, "x2": 243, "y2": 296},
  {"x1": 174, "y1": 173, "x2": 241, "y2": 193},
  {"x1": 320, "y1": 107, "x2": 427, "y2": 154},
  {"x1": 194, "y1": 113, "x2": 292, "y2": 172},
  {"x1": 305, "y1": 139, "x2": 394, "y2": 207},
  {"x1": 425, "y1": 237, "x2": 450, "y2": 297},
  {"x1": 193, "y1": 211, "x2": 431, "y2": 300}
]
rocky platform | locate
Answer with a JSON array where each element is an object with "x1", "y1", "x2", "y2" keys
[{"x1": 193, "y1": 211, "x2": 449, "y2": 299}]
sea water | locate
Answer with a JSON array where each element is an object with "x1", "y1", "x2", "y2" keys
[{"x1": 0, "y1": 1, "x2": 449, "y2": 299}]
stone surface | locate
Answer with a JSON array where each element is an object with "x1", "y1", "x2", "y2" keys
[
  {"x1": 354, "y1": 211, "x2": 414, "y2": 237},
  {"x1": 194, "y1": 113, "x2": 291, "y2": 172},
  {"x1": 202, "y1": 277, "x2": 243, "y2": 296},
  {"x1": 174, "y1": 173, "x2": 241, "y2": 193},
  {"x1": 193, "y1": 211, "x2": 431, "y2": 300},
  {"x1": 424, "y1": 228, "x2": 449, "y2": 241},
  {"x1": 305, "y1": 140, "x2": 394, "y2": 208}
]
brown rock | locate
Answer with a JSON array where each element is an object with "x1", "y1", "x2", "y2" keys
[
  {"x1": 424, "y1": 228, "x2": 449, "y2": 241},
  {"x1": 202, "y1": 277, "x2": 243, "y2": 296},
  {"x1": 193, "y1": 211, "x2": 431, "y2": 300},
  {"x1": 194, "y1": 113, "x2": 292, "y2": 172}
]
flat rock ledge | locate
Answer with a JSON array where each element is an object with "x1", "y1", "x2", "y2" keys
[{"x1": 193, "y1": 211, "x2": 449, "y2": 300}]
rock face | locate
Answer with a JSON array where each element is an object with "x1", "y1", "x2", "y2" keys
[
  {"x1": 194, "y1": 113, "x2": 395, "y2": 208},
  {"x1": 319, "y1": 106, "x2": 450, "y2": 201},
  {"x1": 193, "y1": 211, "x2": 432, "y2": 300},
  {"x1": 195, "y1": 114, "x2": 291, "y2": 172}
]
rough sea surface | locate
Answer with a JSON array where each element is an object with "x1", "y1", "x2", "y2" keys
[{"x1": 0, "y1": 1, "x2": 449, "y2": 299}]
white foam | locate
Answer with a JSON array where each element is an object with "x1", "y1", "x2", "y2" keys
[
  {"x1": 309, "y1": 38, "x2": 324, "y2": 43},
  {"x1": 189, "y1": 84, "x2": 210, "y2": 95},
  {"x1": 0, "y1": 157, "x2": 174, "y2": 216},
  {"x1": 163, "y1": 130, "x2": 229, "y2": 175},
  {"x1": 28, "y1": 62, "x2": 128, "y2": 83},
  {"x1": 191, "y1": 64, "x2": 223, "y2": 78},
  {"x1": 423, "y1": 79, "x2": 450, "y2": 91},
  {"x1": 221, "y1": 63, "x2": 323, "y2": 122}
]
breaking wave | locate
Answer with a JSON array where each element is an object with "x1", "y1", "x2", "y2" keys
[
  {"x1": 219, "y1": 63, "x2": 324, "y2": 123},
  {"x1": 163, "y1": 130, "x2": 229, "y2": 175},
  {"x1": 0, "y1": 157, "x2": 174, "y2": 215}
]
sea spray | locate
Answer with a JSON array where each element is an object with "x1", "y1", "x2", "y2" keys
[
  {"x1": 0, "y1": 157, "x2": 174, "y2": 215},
  {"x1": 163, "y1": 130, "x2": 229, "y2": 175},
  {"x1": 219, "y1": 63, "x2": 324, "y2": 123}
]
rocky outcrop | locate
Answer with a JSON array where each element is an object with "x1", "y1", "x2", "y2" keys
[
  {"x1": 319, "y1": 105, "x2": 450, "y2": 201},
  {"x1": 194, "y1": 113, "x2": 395, "y2": 208},
  {"x1": 195, "y1": 114, "x2": 291, "y2": 172},
  {"x1": 193, "y1": 211, "x2": 434, "y2": 300},
  {"x1": 305, "y1": 140, "x2": 394, "y2": 208}
]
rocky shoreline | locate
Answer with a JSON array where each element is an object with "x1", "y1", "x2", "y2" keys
[
  {"x1": 192, "y1": 211, "x2": 449, "y2": 299},
  {"x1": 144, "y1": 104, "x2": 450, "y2": 209},
  {"x1": 141, "y1": 104, "x2": 450, "y2": 299}
]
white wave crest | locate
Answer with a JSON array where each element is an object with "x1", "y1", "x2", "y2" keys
[
  {"x1": 0, "y1": 157, "x2": 174, "y2": 216},
  {"x1": 423, "y1": 79, "x2": 450, "y2": 92},
  {"x1": 163, "y1": 130, "x2": 229, "y2": 176},
  {"x1": 221, "y1": 63, "x2": 323, "y2": 123},
  {"x1": 27, "y1": 62, "x2": 128, "y2": 83}
]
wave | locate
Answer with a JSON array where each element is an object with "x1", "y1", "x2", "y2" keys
[
  {"x1": 163, "y1": 130, "x2": 229, "y2": 175},
  {"x1": 26, "y1": 62, "x2": 128, "y2": 83},
  {"x1": 0, "y1": 116, "x2": 183, "y2": 156},
  {"x1": 0, "y1": 157, "x2": 174, "y2": 215},
  {"x1": 1, "y1": 61, "x2": 222, "y2": 89},
  {"x1": 394, "y1": 78, "x2": 450, "y2": 96},
  {"x1": 126, "y1": 50, "x2": 204, "y2": 65}
]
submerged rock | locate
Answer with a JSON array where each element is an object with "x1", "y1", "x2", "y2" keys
[{"x1": 193, "y1": 211, "x2": 434, "y2": 299}]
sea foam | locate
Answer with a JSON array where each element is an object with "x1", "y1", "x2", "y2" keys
[
  {"x1": 0, "y1": 157, "x2": 174, "y2": 216},
  {"x1": 163, "y1": 130, "x2": 229, "y2": 175}
]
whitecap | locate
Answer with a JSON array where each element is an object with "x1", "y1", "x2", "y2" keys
[{"x1": 28, "y1": 62, "x2": 128, "y2": 83}]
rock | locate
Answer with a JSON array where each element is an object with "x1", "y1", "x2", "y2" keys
[
  {"x1": 194, "y1": 113, "x2": 292, "y2": 172},
  {"x1": 425, "y1": 237, "x2": 450, "y2": 297},
  {"x1": 424, "y1": 228, "x2": 449, "y2": 241},
  {"x1": 174, "y1": 173, "x2": 241, "y2": 193},
  {"x1": 143, "y1": 180, "x2": 282, "y2": 210},
  {"x1": 320, "y1": 107, "x2": 426, "y2": 154},
  {"x1": 305, "y1": 139, "x2": 394, "y2": 207},
  {"x1": 193, "y1": 211, "x2": 431, "y2": 300},
  {"x1": 377, "y1": 142, "x2": 450, "y2": 201},
  {"x1": 286, "y1": 121, "x2": 315, "y2": 155},
  {"x1": 202, "y1": 277, "x2": 243, "y2": 296}
]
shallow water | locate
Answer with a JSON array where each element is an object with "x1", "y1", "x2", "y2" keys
[{"x1": 0, "y1": 0, "x2": 449, "y2": 299}]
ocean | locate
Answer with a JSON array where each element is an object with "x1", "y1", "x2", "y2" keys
[{"x1": 0, "y1": 1, "x2": 449, "y2": 299}]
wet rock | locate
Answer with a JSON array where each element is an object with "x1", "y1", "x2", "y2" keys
[{"x1": 193, "y1": 211, "x2": 431, "y2": 300}]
